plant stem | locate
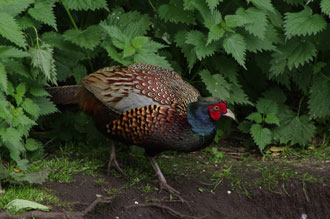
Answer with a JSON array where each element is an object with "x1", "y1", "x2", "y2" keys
[
  {"x1": 32, "y1": 27, "x2": 40, "y2": 48},
  {"x1": 60, "y1": 0, "x2": 79, "y2": 30},
  {"x1": 297, "y1": 96, "x2": 305, "y2": 117}
]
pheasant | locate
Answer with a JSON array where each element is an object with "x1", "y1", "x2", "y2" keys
[{"x1": 47, "y1": 63, "x2": 235, "y2": 194}]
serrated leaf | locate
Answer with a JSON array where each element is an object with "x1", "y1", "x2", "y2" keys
[
  {"x1": 223, "y1": 33, "x2": 246, "y2": 69},
  {"x1": 0, "y1": 0, "x2": 34, "y2": 16},
  {"x1": 102, "y1": 25, "x2": 128, "y2": 49},
  {"x1": 225, "y1": 14, "x2": 249, "y2": 27},
  {"x1": 256, "y1": 98, "x2": 278, "y2": 115},
  {"x1": 63, "y1": 25, "x2": 102, "y2": 50},
  {"x1": 134, "y1": 53, "x2": 171, "y2": 69},
  {"x1": 206, "y1": 0, "x2": 222, "y2": 11},
  {"x1": 0, "y1": 46, "x2": 30, "y2": 59},
  {"x1": 62, "y1": 0, "x2": 108, "y2": 11},
  {"x1": 25, "y1": 138, "x2": 42, "y2": 151},
  {"x1": 22, "y1": 98, "x2": 40, "y2": 118},
  {"x1": 245, "y1": 25, "x2": 279, "y2": 53},
  {"x1": 273, "y1": 114, "x2": 315, "y2": 146},
  {"x1": 158, "y1": 1, "x2": 195, "y2": 24},
  {"x1": 30, "y1": 88, "x2": 50, "y2": 97},
  {"x1": 238, "y1": 120, "x2": 252, "y2": 134},
  {"x1": 248, "y1": 0, "x2": 275, "y2": 13},
  {"x1": 250, "y1": 124, "x2": 272, "y2": 151},
  {"x1": 265, "y1": 113, "x2": 280, "y2": 125},
  {"x1": 33, "y1": 97, "x2": 58, "y2": 116},
  {"x1": 0, "y1": 12, "x2": 26, "y2": 48},
  {"x1": 29, "y1": 43, "x2": 57, "y2": 84},
  {"x1": 15, "y1": 83, "x2": 26, "y2": 105},
  {"x1": 132, "y1": 36, "x2": 149, "y2": 49},
  {"x1": 207, "y1": 25, "x2": 224, "y2": 44},
  {"x1": 72, "y1": 65, "x2": 87, "y2": 84},
  {"x1": 0, "y1": 127, "x2": 24, "y2": 153},
  {"x1": 199, "y1": 69, "x2": 230, "y2": 100},
  {"x1": 308, "y1": 76, "x2": 330, "y2": 118},
  {"x1": 0, "y1": 63, "x2": 8, "y2": 93},
  {"x1": 288, "y1": 41, "x2": 316, "y2": 70},
  {"x1": 284, "y1": 7, "x2": 327, "y2": 39},
  {"x1": 247, "y1": 112, "x2": 263, "y2": 123},
  {"x1": 262, "y1": 87, "x2": 287, "y2": 104},
  {"x1": 236, "y1": 7, "x2": 268, "y2": 40},
  {"x1": 5, "y1": 199, "x2": 50, "y2": 213},
  {"x1": 321, "y1": 0, "x2": 330, "y2": 17},
  {"x1": 186, "y1": 30, "x2": 217, "y2": 60},
  {"x1": 28, "y1": 0, "x2": 57, "y2": 30},
  {"x1": 175, "y1": 31, "x2": 197, "y2": 71}
]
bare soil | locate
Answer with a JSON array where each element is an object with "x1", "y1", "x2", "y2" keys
[{"x1": 1, "y1": 144, "x2": 330, "y2": 219}]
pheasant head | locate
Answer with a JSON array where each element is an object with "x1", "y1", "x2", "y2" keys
[{"x1": 187, "y1": 97, "x2": 235, "y2": 136}]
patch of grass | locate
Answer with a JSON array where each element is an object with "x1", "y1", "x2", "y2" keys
[
  {"x1": 30, "y1": 156, "x2": 103, "y2": 183},
  {"x1": 96, "y1": 178, "x2": 105, "y2": 186},
  {"x1": 106, "y1": 188, "x2": 120, "y2": 195},
  {"x1": 142, "y1": 184, "x2": 153, "y2": 193},
  {"x1": 211, "y1": 165, "x2": 251, "y2": 197},
  {"x1": 0, "y1": 185, "x2": 66, "y2": 211},
  {"x1": 203, "y1": 146, "x2": 225, "y2": 163}
]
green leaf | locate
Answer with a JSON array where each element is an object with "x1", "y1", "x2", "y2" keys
[
  {"x1": 283, "y1": 0, "x2": 306, "y2": 5},
  {"x1": 15, "y1": 83, "x2": 26, "y2": 105},
  {"x1": 248, "y1": 0, "x2": 275, "y2": 13},
  {"x1": 199, "y1": 69, "x2": 230, "y2": 100},
  {"x1": 72, "y1": 65, "x2": 87, "y2": 84},
  {"x1": 30, "y1": 88, "x2": 50, "y2": 97},
  {"x1": 247, "y1": 112, "x2": 263, "y2": 123},
  {"x1": 284, "y1": 7, "x2": 327, "y2": 39},
  {"x1": 0, "y1": 63, "x2": 8, "y2": 93},
  {"x1": 308, "y1": 76, "x2": 330, "y2": 118},
  {"x1": 186, "y1": 30, "x2": 217, "y2": 60},
  {"x1": 131, "y1": 36, "x2": 149, "y2": 49},
  {"x1": 250, "y1": 124, "x2": 272, "y2": 151},
  {"x1": 265, "y1": 113, "x2": 280, "y2": 125},
  {"x1": 0, "y1": 127, "x2": 24, "y2": 156},
  {"x1": 256, "y1": 98, "x2": 278, "y2": 115},
  {"x1": 5, "y1": 199, "x2": 50, "y2": 213},
  {"x1": 11, "y1": 168, "x2": 49, "y2": 184},
  {"x1": 63, "y1": 25, "x2": 102, "y2": 50},
  {"x1": 236, "y1": 7, "x2": 268, "y2": 40},
  {"x1": 225, "y1": 14, "x2": 249, "y2": 27},
  {"x1": 238, "y1": 120, "x2": 252, "y2": 134},
  {"x1": 245, "y1": 25, "x2": 279, "y2": 53},
  {"x1": 0, "y1": 0, "x2": 34, "y2": 16},
  {"x1": 262, "y1": 87, "x2": 287, "y2": 104},
  {"x1": 158, "y1": 1, "x2": 195, "y2": 24},
  {"x1": 206, "y1": 0, "x2": 222, "y2": 11},
  {"x1": 207, "y1": 25, "x2": 224, "y2": 44},
  {"x1": 0, "y1": 12, "x2": 26, "y2": 48},
  {"x1": 321, "y1": 0, "x2": 330, "y2": 17},
  {"x1": 175, "y1": 31, "x2": 197, "y2": 71},
  {"x1": 33, "y1": 97, "x2": 58, "y2": 116},
  {"x1": 223, "y1": 33, "x2": 246, "y2": 69},
  {"x1": 62, "y1": 0, "x2": 108, "y2": 11},
  {"x1": 28, "y1": 0, "x2": 57, "y2": 30},
  {"x1": 22, "y1": 98, "x2": 40, "y2": 118},
  {"x1": 102, "y1": 25, "x2": 128, "y2": 49},
  {"x1": 0, "y1": 46, "x2": 30, "y2": 59},
  {"x1": 29, "y1": 43, "x2": 57, "y2": 84},
  {"x1": 25, "y1": 138, "x2": 42, "y2": 151},
  {"x1": 273, "y1": 114, "x2": 315, "y2": 146}
]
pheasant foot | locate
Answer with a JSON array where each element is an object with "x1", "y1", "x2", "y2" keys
[
  {"x1": 107, "y1": 141, "x2": 127, "y2": 177},
  {"x1": 148, "y1": 156, "x2": 181, "y2": 196}
]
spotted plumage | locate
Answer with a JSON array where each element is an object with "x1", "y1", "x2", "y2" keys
[{"x1": 47, "y1": 63, "x2": 235, "y2": 195}]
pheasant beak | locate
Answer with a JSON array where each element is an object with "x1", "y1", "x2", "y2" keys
[{"x1": 223, "y1": 109, "x2": 236, "y2": 121}]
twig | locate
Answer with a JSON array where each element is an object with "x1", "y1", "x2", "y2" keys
[
  {"x1": 0, "y1": 196, "x2": 115, "y2": 219},
  {"x1": 126, "y1": 203, "x2": 208, "y2": 219}
]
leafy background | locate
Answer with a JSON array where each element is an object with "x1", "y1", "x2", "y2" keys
[{"x1": 0, "y1": 0, "x2": 329, "y2": 180}]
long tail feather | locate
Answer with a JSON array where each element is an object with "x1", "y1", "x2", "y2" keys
[{"x1": 46, "y1": 85, "x2": 82, "y2": 105}]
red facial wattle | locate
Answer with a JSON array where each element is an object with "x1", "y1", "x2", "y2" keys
[{"x1": 208, "y1": 102, "x2": 227, "y2": 121}]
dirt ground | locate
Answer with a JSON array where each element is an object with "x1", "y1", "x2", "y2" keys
[{"x1": 1, "y1": 144, "x2": 330, "y2": 219}]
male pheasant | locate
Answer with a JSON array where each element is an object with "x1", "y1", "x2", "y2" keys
[{"x1": 48, "y1": 63, "x2": 235, "y2": 194}]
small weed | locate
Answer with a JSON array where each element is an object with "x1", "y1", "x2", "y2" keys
[
  {"x1": 142, "y1": 184, "x2": 153, "y2": 193},
  {"x1": 107, "y1": 188, "x2": 119, "y2": 195},
  {"x1": 96, "y1": 178, "x2": 105, "y2": 185},
  {"x1": 203, "y1": 146, "x2": 225, "y2": 163}
]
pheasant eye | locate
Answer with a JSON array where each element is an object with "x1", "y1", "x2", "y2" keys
[{"x1": 213, "y1": 105, "x2": 220, "y2": 111}]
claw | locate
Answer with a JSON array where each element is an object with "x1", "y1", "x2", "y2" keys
[
  {"x1": 148, "y1": 156, "x2": 181, "y2": 196},
  {"x1": 107, "y1": 141, "x2": 127, "y2": 177}
]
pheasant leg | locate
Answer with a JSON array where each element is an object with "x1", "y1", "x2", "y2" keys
[
  {"x1": 148, "y1": 156, "x2": 180, "y2": 195},
  {"x1": 107, "y1": 141, "x2": 126, "y2": 177}
]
